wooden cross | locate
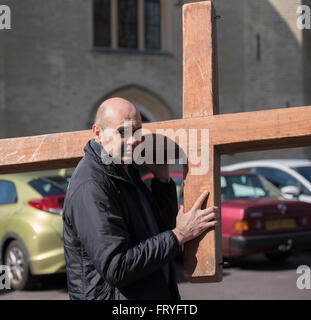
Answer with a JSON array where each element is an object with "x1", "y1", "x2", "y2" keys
[{"x1": 1, "y1": 1, "x2": 311, "y2": 283}]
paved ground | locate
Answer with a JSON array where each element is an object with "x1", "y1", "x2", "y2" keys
[
  {"x1": 178, "y1": 251, "x2": 311, "y2": 300},
  {"x1": 1, "y1": 251, "x2": 310, "y2": 300}
]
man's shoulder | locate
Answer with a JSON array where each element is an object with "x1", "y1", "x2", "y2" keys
[{"x1": 66, "y1": 156, "x2": 111, "y2": 199}]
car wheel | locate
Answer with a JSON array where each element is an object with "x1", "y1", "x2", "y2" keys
[
  {"x1": 4, "y1": 240, "x2": 34, "y2": 290},
  {"x1": 265, "y1": 252, "x2": 291, "y2": 263}
]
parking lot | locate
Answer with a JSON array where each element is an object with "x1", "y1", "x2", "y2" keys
[{"x1": 1, "y1": 251, "x2": 310, "y2": 300}]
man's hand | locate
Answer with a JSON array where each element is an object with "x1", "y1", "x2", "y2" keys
[
  {"x1": 143, "y1": 163, "x2": 170, "y2": 182},
  {"x1": 172, "y1": 190, "x2": 219, "y2": 245}
]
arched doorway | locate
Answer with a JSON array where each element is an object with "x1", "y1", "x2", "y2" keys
[{"x1": 88, "y1": 85, "x2": 173, "y2": 127}]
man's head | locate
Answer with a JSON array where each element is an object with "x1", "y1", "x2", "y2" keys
[{"x1": 92, "y1": 97, "x2": 142, "y2": 163}]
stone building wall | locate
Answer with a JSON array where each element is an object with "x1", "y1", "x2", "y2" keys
[{"x1": 1, "y1": 0, "x2": 310, "y2": 164}]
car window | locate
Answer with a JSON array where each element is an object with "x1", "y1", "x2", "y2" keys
[
  {"x1": 46, "y1": 176, "x2": 71, "y2": 190},
  {"x1": 0, "y1": 180, "x2": 17, "y2": 205},
  {"x1": 300, "y1": 185, "x2": 311, "y2": 195},
  {"x1": 221, "y1": 174, "x2": 281, "y2": 201},
  {"x1": 255, "y1": 167, "x2": 299, "y2": 189},
  {"x1": 28, "y1": 177, "x2": 68, "y2": 197},
  {"x1": 173, "y1": 178, "x2": 183, "y2": 205},
  {"x1": 292, "y1": 166, "x2": 311, "y2": 183}
]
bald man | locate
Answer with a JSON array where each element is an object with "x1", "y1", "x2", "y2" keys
[{"x1": 62, "y1": 98, "x2": 218, "y2": 300}]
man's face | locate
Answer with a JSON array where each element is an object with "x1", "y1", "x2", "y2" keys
[{"x1": 99, "y1": 108, "x2": 142, "y2": 164}]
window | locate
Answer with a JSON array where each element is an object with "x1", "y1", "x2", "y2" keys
[
  {"x1": 254, "y1": 167, "x2": 311, "y2": 196},
  {"x1": 28, "y1": 177, "x2": 68, "y2": 197},
  {"x1": 221, "y1": 174, "x2": 281, "y2": 201},
  {"x1": 93, "y1": 0, "x2": 162, "y2": 51},
  {"x1": 93, "y1": 0, "x2": 111, "y2": 47},
  {"x1": 255, "y1": 167, "x2": 300, "y2": 189},
  {"x1": 0, "y1": 181, "x2": 17, "y2": 205},
  {"x1": 292, "y1": 166, "x2": 311, "y2": 183},
  {"x1": 145, "y1": 0, "x2": 161, "y2": 50},
  {"x1": 118, "y1": 0, "x2": 138, "y2": 48}
]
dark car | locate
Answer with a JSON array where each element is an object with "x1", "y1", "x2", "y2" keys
[
  {"x1": 221, "y1": 171, "x2": 311, "y2": 262},
  {"x1": 142, "y1": 171, "x2": 311, "y2": 262}
]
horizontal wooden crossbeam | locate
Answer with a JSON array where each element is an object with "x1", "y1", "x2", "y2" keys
[
  {"x1": 1, "y1": 105, "x2": 310, "y2": 174},
  {"x1": 149, "y1": 105, "x2": 311, "y2": 153}
]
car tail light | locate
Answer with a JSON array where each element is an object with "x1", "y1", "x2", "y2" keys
[
  {"x1": 234, "y1": 220, "x2": 249, "y2": 231},
  {"x1": 28, "y1": 195, "x2": 65, "y2": 215},
  {"x1": 234, "y1": 219, "x2": 264, "y2": 231}
]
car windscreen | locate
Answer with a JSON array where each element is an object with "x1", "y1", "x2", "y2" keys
[
  {"x1": 173, "y1": 177, "x2": 183, "y2": 205},
  {"x1": 221, "y1": 174, "x2": 282, "y2": 201},
  {"x1": 292, "y1": 166, "x2": 311, "y2": 183},
  {"x1": 28, "y1": 177, "x2": 68, "y2": 197}
]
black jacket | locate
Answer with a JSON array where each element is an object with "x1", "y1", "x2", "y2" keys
[{"x1": 62, "y1": 140, "x2": 182, "y2": 300}]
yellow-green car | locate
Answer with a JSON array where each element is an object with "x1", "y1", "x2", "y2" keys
[{"x1": 0, "y1": 169, "x2": 73, "y2": 290}]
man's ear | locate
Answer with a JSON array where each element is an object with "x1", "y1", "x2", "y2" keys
[{"x1": 92, "y1": 124, "x2": 102, "y2": 144}]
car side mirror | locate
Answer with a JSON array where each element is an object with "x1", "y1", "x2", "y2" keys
[{"x1": 280, "y1": 185, "x2": 301, "y2": 197}]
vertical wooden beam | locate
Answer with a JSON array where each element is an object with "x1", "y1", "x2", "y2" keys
[
  {"x1": 183, "y1": 1, "x2": 219, "y2": 117},
  {"x1": 182, "y1": 1, "x2": 222, "y2": 282}
]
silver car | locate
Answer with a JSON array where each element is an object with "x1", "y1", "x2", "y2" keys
[{"x1": 222, "y1": 159, "x2": 311, "y2": 203}]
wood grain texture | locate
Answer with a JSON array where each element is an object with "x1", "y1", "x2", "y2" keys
[
  {"x1": 183, "y1": 1, "x2": 219, "y2": 118},
  {"x1": 183, "y1": 146, "x2": 222, "y2": 282},
  {"x1": 182, "y1": 1, "x2": 222, "y2": 282},
  {"x1": 1, "y1": 105, "x2": 311, "y2": 173},
  {"x1": 147, "y1": 105, "x2": 311, "y2": 153},
  {"x1": 0, "y1": 130, "x2": 92, "y2": 173}
]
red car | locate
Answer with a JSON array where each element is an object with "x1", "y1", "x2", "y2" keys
[{"x1": 142, "y1": 171, "x2": 311, "y2": 262}]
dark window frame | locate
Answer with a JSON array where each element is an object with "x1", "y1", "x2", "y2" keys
[
  {"x1": 92, "y1": 0, "x2": 162, "y2": 52},
  {"x1": 144, "y1": 0, "x2": 161, "y2": 50},
  {"x1": 0, "y1": 180, "x2": 18, "y2": 205},
  {"x1": 254, "y1": 167, "x2": 311, "y2": 195},
  {"x1": 93, "y1": 0, "x2": 111, "y2": 47},
  {"x1": 28, "y1": 177, "x2": 68, "y2": 198},
  {"x1": 118, "y1": 0, "x2": 138, "y2": 49}
]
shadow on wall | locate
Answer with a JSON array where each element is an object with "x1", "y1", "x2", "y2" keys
[
  {"x1": 216, "y1": 0, "x2": 303, "y2": 113},
  {"x1": 216, "y1": 0, "x2": 311, "y2": 164}
]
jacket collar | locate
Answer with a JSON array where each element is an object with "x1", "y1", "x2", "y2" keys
[{"x1": 84, "y1": 139, "x2": 135, "y2": 184}]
